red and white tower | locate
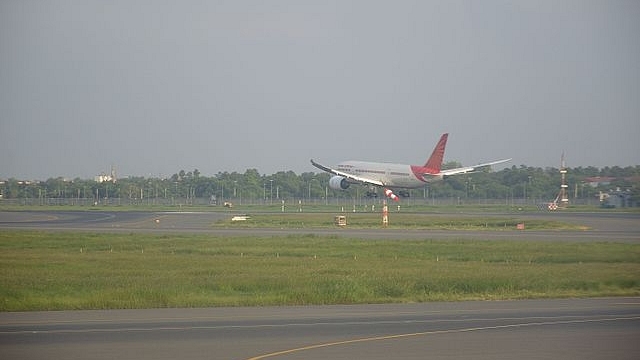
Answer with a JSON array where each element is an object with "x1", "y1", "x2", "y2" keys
[
  {"x1": 548, "y1": 153, "x2": 569, "y2": 211},
  {"x1": 559, "y1": 153, "x2": 569, "y2": 207}
]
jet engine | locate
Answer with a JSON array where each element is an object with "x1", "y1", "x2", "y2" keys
[{"x1": 329, "y1": 176, "x2": 350, "y2": 190}]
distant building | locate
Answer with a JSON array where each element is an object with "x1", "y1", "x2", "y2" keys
[
  {"x1": 95, "y1": 165, "x2": 117, "y2": 183},
  {"x1": 599, "y1": 188, "x2": 633, "y2": 208},
  {"x1": 584, "y1": 176, "x2": 615, "y2": 187},
  {"x1": 94, "y1": 174, "x2": 115, "y2": 183}
]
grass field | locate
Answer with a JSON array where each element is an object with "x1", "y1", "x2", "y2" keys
[
  {"x1": 213, "y1": 212, "x2": 588, "y2": 230},
  {"x1": 1, "y1": 230, "x2": 638, "y2": 311}
]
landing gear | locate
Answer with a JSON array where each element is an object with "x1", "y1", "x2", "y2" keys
[{"x1": 364, "y1": 189, "x2": 409, "y2": 198}]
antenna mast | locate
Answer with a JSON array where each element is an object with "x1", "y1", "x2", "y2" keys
[
  {"x1": 548, "y1": 153, "x2": 569, "y2": 210},
  {"x1": 556, "y1": 153, "x2": 570, "y2": 208}
]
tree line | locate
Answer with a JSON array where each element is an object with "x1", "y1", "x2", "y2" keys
[{"x1": 2, "y1": 164, "x2": 639, "y2": 206}]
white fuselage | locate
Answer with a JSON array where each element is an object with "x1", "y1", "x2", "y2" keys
[{"x1": 337, "y1": 161, "x2": 425, "y2": 188}]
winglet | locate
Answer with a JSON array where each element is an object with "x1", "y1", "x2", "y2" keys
[
  {"x1": 310, "y1": 159, "x2": 331, "y2": 173},
  {"x1": 423, "y1": 133, "x2": 448, "y2": 173}
]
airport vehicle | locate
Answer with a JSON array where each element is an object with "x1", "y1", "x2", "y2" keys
[{"x1": 311, "y1": 133, "x2": 510, "y2": 201}]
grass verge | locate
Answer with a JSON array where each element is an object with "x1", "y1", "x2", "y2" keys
[
  {"x1": 214, "y1": 212, "x2": 587, "y2": 230},
  {"x1": 1, "y1": 231, "x2": 638, "y2": 311}
]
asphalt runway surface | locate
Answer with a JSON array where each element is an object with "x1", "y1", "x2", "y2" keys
[
  {"x1": 1, "y1": 298, "x2": 639, "y2": 360},
  {"x1": 0, "y1": 209, "x2": 639, "y2": 242},
  {"x1": 1, "y1": 210, "x2": 639, "y2": 359}
]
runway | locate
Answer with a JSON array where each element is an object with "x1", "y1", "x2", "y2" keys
[
  {"x1": 1, "y1": 298, "x2": 639, "y2": 360},
  {"x1": 1, "y1": 210, "x2": 639, "y2": 242},
  {"x1": 1, "y1": 210, "x2": 639, "y2": 359}
]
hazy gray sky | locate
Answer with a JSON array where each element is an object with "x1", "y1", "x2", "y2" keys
[{"x1": 1, "y1": 1, "x2": 638, "y2": 180}]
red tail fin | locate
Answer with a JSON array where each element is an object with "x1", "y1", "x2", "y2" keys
[{"x1": 423, "y1": 133, "x2": 448, "y2": 173}]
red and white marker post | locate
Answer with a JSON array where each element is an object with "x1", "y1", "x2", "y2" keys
[{"x1": 382, "y1": 200, "x2": 389, "y2": 227}]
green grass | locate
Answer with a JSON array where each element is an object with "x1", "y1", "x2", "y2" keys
[
  {"x1": 1, "y1": 231, "x2": 639, "y2": 311},
  {"x1": 215, "y1": 212, "x2": 586, "y2": 230}
]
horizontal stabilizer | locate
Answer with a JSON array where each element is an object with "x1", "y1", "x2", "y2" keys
[{"x1": 440, "y1": 158, "x2": 511, "y2": 176}]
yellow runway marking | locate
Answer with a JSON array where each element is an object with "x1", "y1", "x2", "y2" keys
[{"x1": 246, "y1": 316, "x2": 640, "y2": 359}]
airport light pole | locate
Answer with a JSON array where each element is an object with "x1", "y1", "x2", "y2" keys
[{"x1": 309, "y1": 178, "x2": 317, "y2": 204}]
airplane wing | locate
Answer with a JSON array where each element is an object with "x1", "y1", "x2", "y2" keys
[
  {"x1": 310, "y1": 159, "x2": 385, "y2": 187},
  {"x1": 439, "y1": 158, "x2": 512, "y2": 176}
]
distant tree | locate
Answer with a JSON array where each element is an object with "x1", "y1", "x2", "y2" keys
[
  {"x1": 441, "y1": 161, "x2": 462, "y2": 170},
  {"x1": 2, "y1": 165, "x2": 638, "y2": 207}
]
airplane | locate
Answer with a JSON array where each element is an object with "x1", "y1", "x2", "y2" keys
[{"x1": 310, "y1": 133, "x2": 511, "y2": 201}]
